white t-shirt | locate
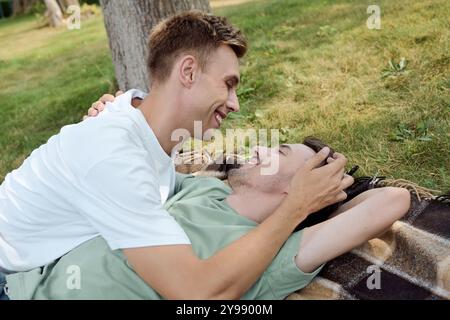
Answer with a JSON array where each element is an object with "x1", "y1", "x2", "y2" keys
[{"x1": 0, "y1": 89, "x2": 190, "y2": 272}]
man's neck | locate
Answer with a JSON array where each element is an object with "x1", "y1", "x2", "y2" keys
[
  {"x1": 137, "y1": 85, "x2": 188, "y2": 155},
  {"x1": 225, "y1": 189, "x2": 282, "y2": 224}
]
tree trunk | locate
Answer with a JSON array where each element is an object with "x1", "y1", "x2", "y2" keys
[
  {"x1": 57, "y1": 0, "x2": 80, "y2": 13},
  {"x1": 65, "y1": 0, "x2": 80, "y2": 6},
  {"x1": 12, "y1": 0, "x2": 39, "y2": 16},
  {"x1": 100, "y1": 0, "x2": 211, "y2": 92},
  {"x1": 12, "y1": 0, "x2": 24, "y2": 16},
  {"x1": 44, "y1": 0, "x2": 65, "y2": 27}
]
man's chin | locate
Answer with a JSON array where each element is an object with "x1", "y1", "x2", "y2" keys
[
  {"x1": 226, "y1": 165, "x2": 248, "y2": 179},
  {"x1": 225, "y1": 163, "x2": 242, "y2": 172},
  {"x1": 239, "y1": 163, "x2": 257, "y2": 170}
]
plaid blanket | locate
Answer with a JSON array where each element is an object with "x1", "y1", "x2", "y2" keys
[
  {"x1": 175, "y1": 152, "x2": 450, "y2": 300},
  {"x1": 288, "y1": 194, "x2": 450, "y2": 300}
]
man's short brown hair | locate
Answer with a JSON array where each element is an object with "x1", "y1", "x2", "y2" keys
[{"x1": 147, "y1": 10, "x2": 248, "y2": 84}]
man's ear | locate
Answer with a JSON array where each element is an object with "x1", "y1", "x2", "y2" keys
[{"x1": 178, "y1": 55, "x2": 198, "y2": 88}]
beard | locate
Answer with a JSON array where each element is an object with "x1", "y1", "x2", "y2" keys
[
  {"x1": 228, "y1": 165, "x2": 290, "y2": 195},
  {"x1": 198, "y1": 162, "x2": 243, "y2": 181},
  {"x1": 227, "y1": 166, "x2": 251, "y2": 189}
]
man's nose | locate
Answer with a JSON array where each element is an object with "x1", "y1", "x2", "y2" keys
[{"x1": 227, "y1": 90, "x2": 240, "y2": 113}]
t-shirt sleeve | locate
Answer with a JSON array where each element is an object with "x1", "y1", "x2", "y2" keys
[
  {"x1": 174, "y1": 173, "x2": 194, "y2": 194},
  {"x1": 77, "y1": 152, "x2": 191, "y2": 250},
  {"x1": 259, "y1": 231, "x2": 324, "y2": 299}
]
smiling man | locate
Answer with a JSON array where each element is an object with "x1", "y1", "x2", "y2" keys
[{"x1": 0, "y1": 11, "x2": 353, "y2": 300}]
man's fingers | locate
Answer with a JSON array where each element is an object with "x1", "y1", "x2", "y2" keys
[
  {"x1": 339, "y1": 174, "x2": 355, "y2": 190},
  {"x1": 87, "y1": 107, "x2": 98, "y2": 117},
  {"x1": 324, "y1": 152, "x2": 348, "y2": 174},
  {"x1": 334, "y1": 166, "x2": 346, "y2": 179},
  {"x1": 100, "y1": 94, "x2": 115, "y2": 103},
  {"x1": 314, "y1": 153, "x2": 347, "y2": 177},
  {"x1": 306, "y1": 147, "x2": 330, "y2": 169},
  {"x1": 115, "y1": 90, "x2": 124, "y2": 97},
  {"x1": 335, "y1": 191, "x2": 348, "y2": 202},
  {"x1": 96, "y1": 103, "x2": 105, "y2": 112},
  {"x1": 91, "y1": 101, "x2": 104, "y2": 110},
  {"x1": 332, "y1": 152, "x2": 347, "y2": 166}
]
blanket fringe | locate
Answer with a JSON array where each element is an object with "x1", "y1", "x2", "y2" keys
[
  {"x1": 176, "y1": 150, "x2": 246, "y2": 167},
  {"x1": 376, "y1": 178, "x2": 442, "y2": 201}
]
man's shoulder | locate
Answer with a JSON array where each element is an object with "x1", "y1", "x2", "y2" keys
[
  {"x1": 59, "y1": 116, "x2": 148, "y2": 176},
  {"x1": 177, "y1": 175, "x2": 229, "y2": 194},
  {"x1": 63, "y1": 107, "x2": 141, "y2": 138},
  {"x1": 167, "y1": 175, "x2": 230, "y2": 210}
]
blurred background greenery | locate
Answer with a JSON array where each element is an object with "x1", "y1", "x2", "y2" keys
[{"x1": 0, "y1": 0, "x2": 449, "y2": 191}]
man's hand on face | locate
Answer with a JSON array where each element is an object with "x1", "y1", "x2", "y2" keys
[
  {"x1": 82, "y1": 91, "x2": 124, "y2": 120},
  {"x1": 283, "y1": 148, "x2": 354, "y2": 221}
]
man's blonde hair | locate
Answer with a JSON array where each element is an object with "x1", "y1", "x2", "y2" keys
[{"x1": 147, "y1": 10, "x2": 248, "y2": 83}]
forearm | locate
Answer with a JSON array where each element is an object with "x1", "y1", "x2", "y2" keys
[
  {"x1": 295, "y1": 187, "x2": 410, "y2": 273},
  {"x1": 195, "y1": 202, "x2": 309, "y2": 299},
  {"x1": 330, "y1": 188, "x2": 385, "y2": 217},
  {"x1": 124, "y1": 202, "x2": 310, "y2": 300}
]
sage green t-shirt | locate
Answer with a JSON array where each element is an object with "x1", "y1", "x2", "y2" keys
[{"x1": 6, "y1": 174, "x2": 323, "y2": 300}]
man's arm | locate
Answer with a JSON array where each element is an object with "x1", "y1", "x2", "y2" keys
[
  {"x1": 295, "y1": 187, "x2": 410, "y2": 273},
  {"x1": 124, "y1": 208, "x2": 302, "y2": 300},
  {"x1": 124, "y1": 201, "x2": 306, "y2": 300},
  {"x1": 329, "y1": 187, "x2": 385, "y2": 218},
  {"x1": 240, "y1": 188, "x2": 408, "y2": 300}
]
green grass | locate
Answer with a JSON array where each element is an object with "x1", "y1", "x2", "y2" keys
[
  {"x1": 0, "y1": 13, "x2": 115, "y2": 175},
  {"x1": 0, "y1": 0, "x2": 449, "y2": 191}
]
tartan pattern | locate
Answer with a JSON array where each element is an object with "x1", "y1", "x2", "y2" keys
[{"x1": 288, "y1": 195, "x2": 450, "y2": 300}]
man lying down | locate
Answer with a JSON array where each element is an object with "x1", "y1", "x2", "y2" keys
[{"x1": 5, "y1": 141, "x2": 411, "y2": 300}]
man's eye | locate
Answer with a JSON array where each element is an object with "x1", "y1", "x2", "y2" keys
[{"x1": 278, "y1": 149, "x2": 285, "y2": 156}]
